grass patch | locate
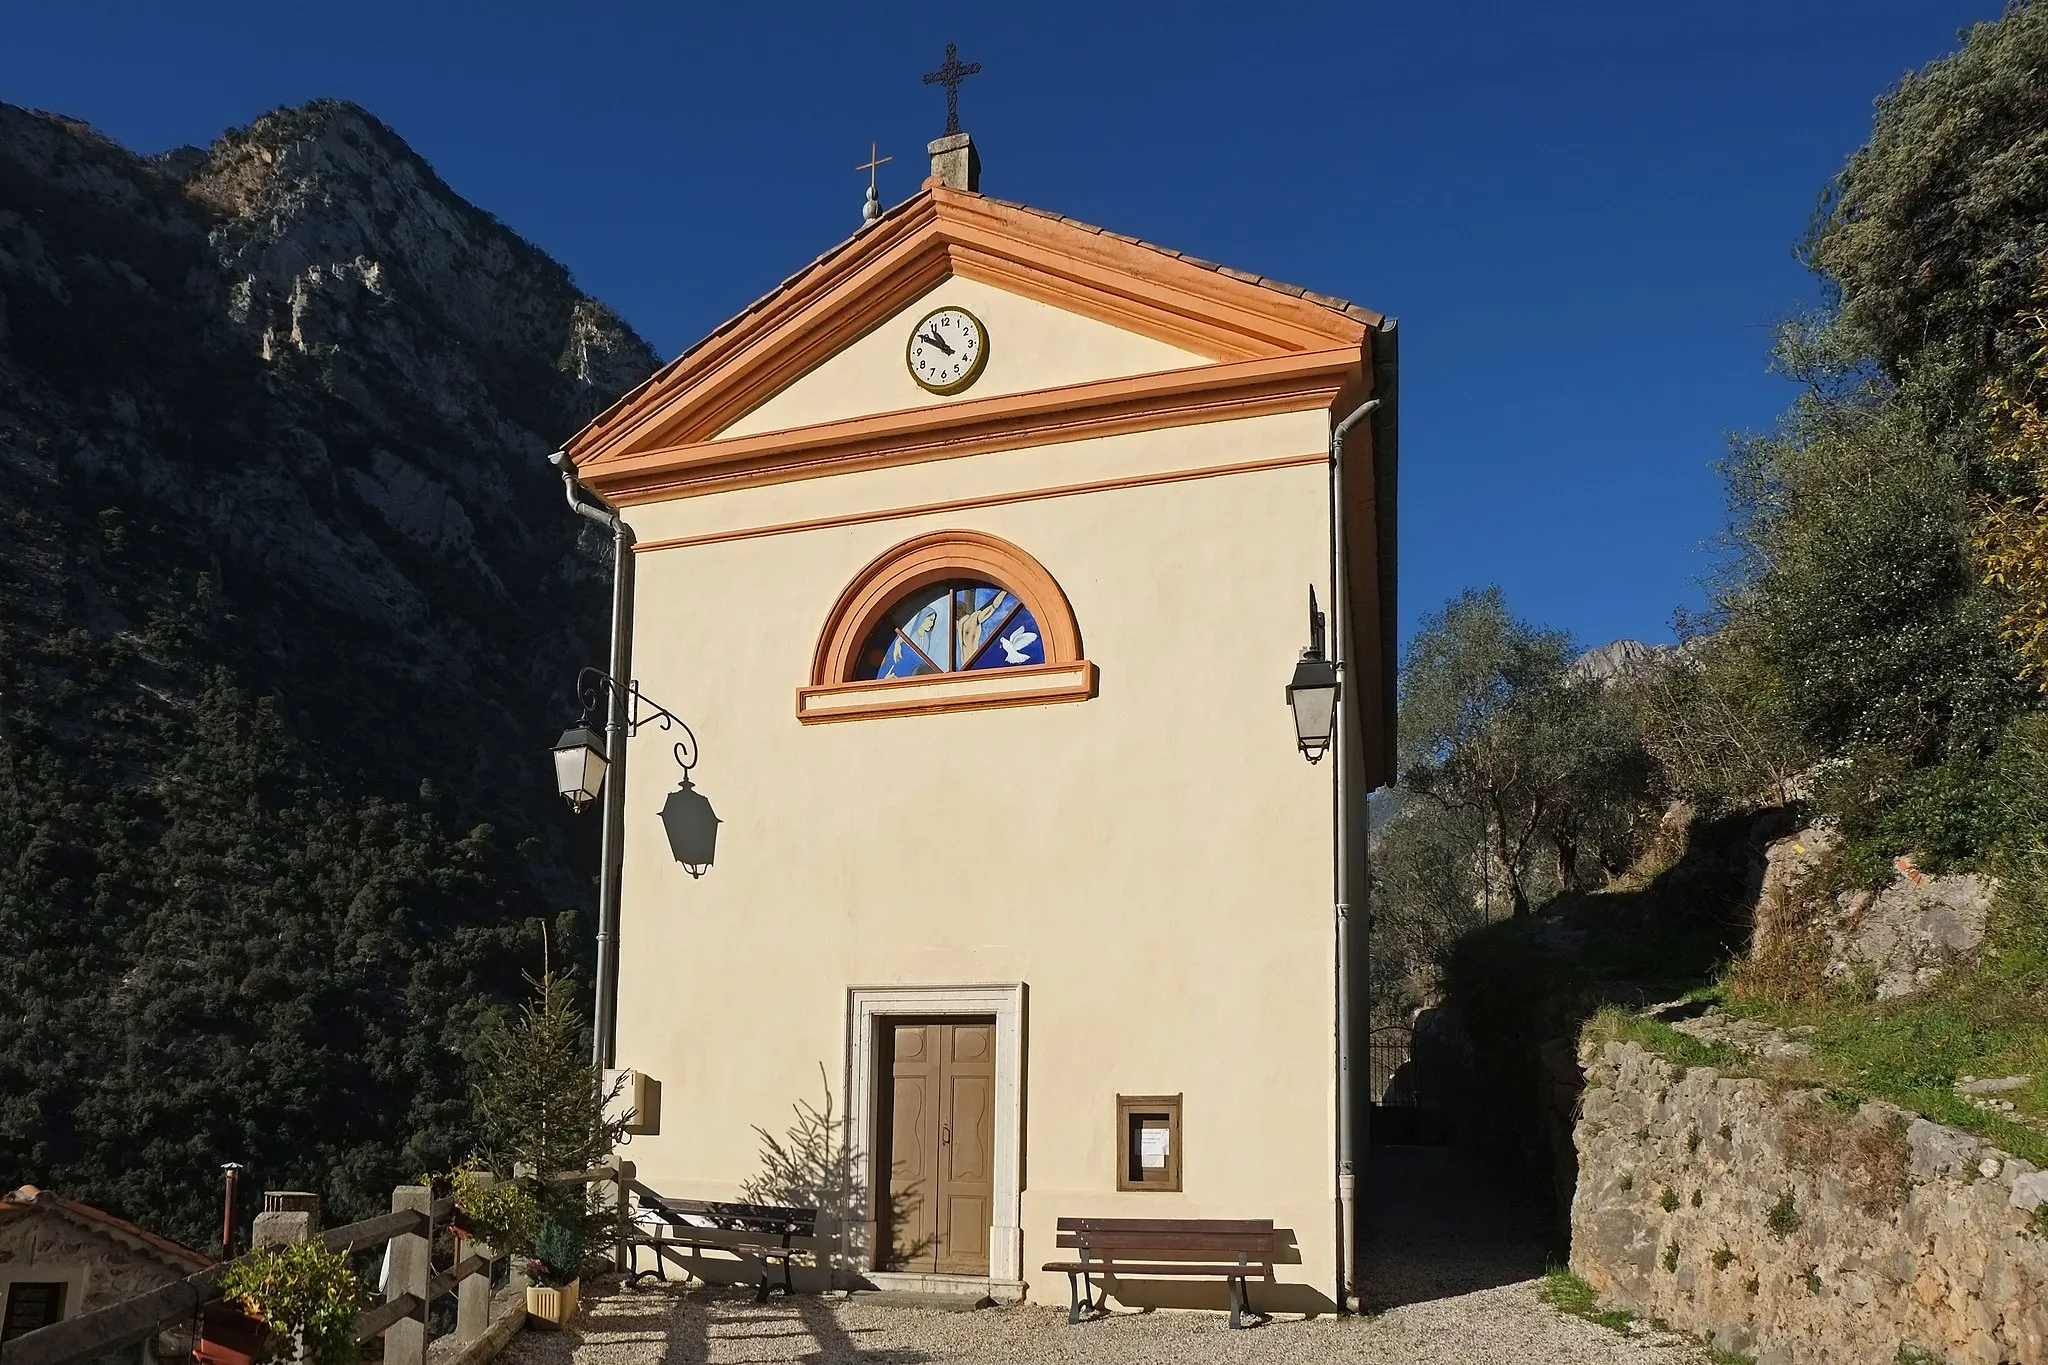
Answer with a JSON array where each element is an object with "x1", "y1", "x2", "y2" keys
[
  {"x1": 1584, "y1": 1006, "x2": 1745, "y2": 1073},
  {"x1": 1767, "y1": 1191, "x2": 1800, "y2": 1237},
  {"x1": 1541, "y1": 1271, "x2": 1754, "y2": 1365},
  {"x1": 1537, "y1": 1267, "x2": 1633, "y2": 1332}
]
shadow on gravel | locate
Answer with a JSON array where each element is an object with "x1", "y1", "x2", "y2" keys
[{"x1": 1356, "y1": 1144, "x2": 1554, "y2": 1313}]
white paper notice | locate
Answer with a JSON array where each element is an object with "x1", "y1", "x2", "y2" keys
[{"x1": 1139, "y1": 1127, "x2": 1170, "y2": 1169}]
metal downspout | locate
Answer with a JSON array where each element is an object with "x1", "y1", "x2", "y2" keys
[
  {"x1": 552, "y1": 451, "x2": 635, "y2": 1070},
  {"x1": 1330, "y1": 397, "x2": 1379, "y2": 1312}
]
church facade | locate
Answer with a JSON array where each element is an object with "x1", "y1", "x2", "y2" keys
[{"x1": 559, "y1": 135, "x2": 1397, "y2": 1312}]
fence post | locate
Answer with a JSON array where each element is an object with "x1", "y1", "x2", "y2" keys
[
  {"x1": 455, "y1": 1175, "x2": 495, "y2": 1345},
  {"x1": 385, "y1": 1185, "x2": 431, "y2": 1365},
  {"x1": 612, "y1": 1159, "x2": 635, "y2": 1275}
]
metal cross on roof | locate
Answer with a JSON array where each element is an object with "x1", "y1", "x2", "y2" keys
[
  {"x1": 922, "y1": 42, "x2": 981, "y2": 135},
  {"x1": 856, "y1": 140, "x2": 893, "y2": 191}
]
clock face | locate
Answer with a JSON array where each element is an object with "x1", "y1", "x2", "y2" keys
[{"x1": 905, "y1": 306, "x2": 989, "y2": 395}]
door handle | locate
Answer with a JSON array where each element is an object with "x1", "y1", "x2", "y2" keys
[{"x1": 941, "y1": 1124, "x2": 952, "y2": 1145}]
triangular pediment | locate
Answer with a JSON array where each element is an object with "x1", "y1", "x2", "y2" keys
[{"x1": 565, "y1": 188, "x2": 1376, "y2": 474}]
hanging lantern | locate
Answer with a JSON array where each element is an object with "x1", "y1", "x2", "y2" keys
[{"x1": 551, "y1": 726, "x2": 609, "y2": 811}]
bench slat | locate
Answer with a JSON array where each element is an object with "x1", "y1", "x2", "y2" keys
[
  {"x1": 1042, "y1": 1261, "x2": 1276, "y2": 1279},
  {"x1": 1055, "y1": 1242, "x2": 1273, "y2": 1261},
  {"x1": 1056, "y1": 1233, "x2": 1274, "y2": 1253},
  {"x1": 641, "y1": 1198, "x2": 817, "y2": 1236},
  {"x1": 1055, "y1": 1217, "x2": 1271, "y2": 1235}
]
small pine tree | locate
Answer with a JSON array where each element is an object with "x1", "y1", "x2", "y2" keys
[{"x1": 471, "y1": 964, "x2": 627, "y2": 1263}]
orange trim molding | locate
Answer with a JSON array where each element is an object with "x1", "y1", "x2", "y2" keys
[
  {"x1": 634, "y1": 450, "x2": 1327, "y2": 554},
  {"x1": 565, "y1": 188, "x2": 1374, "y2": 474},
  {"x1": 801, "y1": 530, "x2": 1091, "y2": 724},
  {"x1": 584, "y1": 348, "x2": 1358, "y2": 506},
  {"x1": 798, "y1": 660, "x2": 1097, "y2": 725}
]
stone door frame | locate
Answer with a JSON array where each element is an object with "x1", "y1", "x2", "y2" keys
[{"x1": 845, "y1": 983, "x2": 1025, "y2": 1285}]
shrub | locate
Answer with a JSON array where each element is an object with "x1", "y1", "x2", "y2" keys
[
  {"x1": 527, "y1": 1219, "x2": 586, "y2": 1288},
  {"x1": 436, "y1": 1162, "x2": 541, "y2": 1258},
  {"x1": 218, "y1": 1241, "x2": 371, "y2": 1365},
  {"x1": 1659, "y1": 1189, "x2": 1681, "y2": 1212}
]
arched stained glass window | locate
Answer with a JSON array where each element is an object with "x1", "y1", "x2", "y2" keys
[{"x1": 857, "y1": 580, "x2": 1047, "y2": 680}]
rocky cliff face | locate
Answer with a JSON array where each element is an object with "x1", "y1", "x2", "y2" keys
[
  {"x1": 0, "y1": 97, "x2": 654, "y2": 875},
  {"x1": 0, "y1": 99, "x2": 657, "y2": 1239}
]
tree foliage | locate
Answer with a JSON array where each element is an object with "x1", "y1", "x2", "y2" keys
[
  {"x1": 1715, "y1": 396, "x2": 2025, "y2": 763},
  {"x1": 1805, "y1": 2, "x2": 2048, "y2": 432},
  {"x1": 1368, "y1": 800, "x2": 1492, "y2": 1020},
  {"x1": 1397, "y1": 588, "x2": 1659, "y2": 918},
  {"x1": 0, "y1": 653, "x2": 564, "y2": 1249},
  {"x1": 1979, "y1": 281, "x2": 2048, "y2": 687}
]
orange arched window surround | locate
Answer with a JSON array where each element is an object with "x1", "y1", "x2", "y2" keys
[{"x1": 798, "y1": 530, "x2": 1096, "y2": 724}]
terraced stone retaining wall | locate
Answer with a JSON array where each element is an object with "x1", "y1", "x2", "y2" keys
[{"x1": 1571, "y1": 1040, "x2": 2048, "y2": 1365}]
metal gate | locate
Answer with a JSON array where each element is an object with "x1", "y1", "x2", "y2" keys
[{"x1": 1368, "y1": 1024, "x2": 1418, "y2": 1105}]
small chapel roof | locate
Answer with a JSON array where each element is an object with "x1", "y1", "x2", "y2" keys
[
  {"x1": 568, "y1": 185, "x2": 1388, "y2": 461},
  {"x1": 973, "y1": 193, "x2": 1384, "y2": 327},
  {"x1": 1, "y1": 1185, "x2": 213, "y2": 1272}
]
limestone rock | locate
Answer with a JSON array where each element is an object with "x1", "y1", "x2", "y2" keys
[
  {"x1": 1573, "y1": 1041, "x2": 2048, "y2": 1365},
  {"x1": 1756, "y1": 826, "x2": 1991, "y2": 999}
]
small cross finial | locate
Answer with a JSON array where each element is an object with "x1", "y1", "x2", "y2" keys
[
  {"x1": 922, "y1": 41, "x2": 981, "y2": 135},
  {"x1": 856, "y1": 141, "x2": 893, "y2": 225}
]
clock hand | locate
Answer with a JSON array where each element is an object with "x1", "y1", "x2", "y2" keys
[{"x1": 920, "y1": 328, "x2": 955, "y2": 356}]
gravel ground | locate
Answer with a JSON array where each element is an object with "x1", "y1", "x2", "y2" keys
[{"x1": 501, "y1": 1277, "x2": 1718, "y2": 1365}]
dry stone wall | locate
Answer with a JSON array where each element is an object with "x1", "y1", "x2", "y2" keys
[{"x1": 1572, "y1": 1039, "x2": 2048, "y2": 1365}]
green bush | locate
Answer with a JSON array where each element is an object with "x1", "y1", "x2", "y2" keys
[
  {"x1": 218, "y1": 1240, "x2": 370, "y2": 1365},
  {"x1": 528, "y1": 1219, "x2": 586, "y2": 1287}
]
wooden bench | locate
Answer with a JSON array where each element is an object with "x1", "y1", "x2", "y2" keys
[
  {"x1": 1042, "y1": 1217, "x2": 1277, "y2": 1329},
  {"x1": 626, "y1": 1194, "x2": 817, "y2": 1303}
]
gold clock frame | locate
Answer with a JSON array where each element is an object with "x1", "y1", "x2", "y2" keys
[{"x1": 905, "y1": 305, "x2": 990, "y2": 395}]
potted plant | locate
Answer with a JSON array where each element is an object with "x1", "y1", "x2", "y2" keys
[
  {"x1": 211, "y1": 1239, "x2": 371, "y2": 1365},
  {"x1": 436, "y1": 1161, "x2": 540, "y2": 1256},
  {"x1": 521, "y1": 1219, "x2": 588, "y2": 1327}
]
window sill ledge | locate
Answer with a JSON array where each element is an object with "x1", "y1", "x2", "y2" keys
[{"x1": 796, "y1": 660, "x2": 1097, "y2": 725}]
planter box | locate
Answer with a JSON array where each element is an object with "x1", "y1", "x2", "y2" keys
[
  {"x1": 525, "y1": 1279, "x2": 579, "y2": 1328},
  {"x1": 194, "y1": 1302, "x2": 269, "y2": 1365}
]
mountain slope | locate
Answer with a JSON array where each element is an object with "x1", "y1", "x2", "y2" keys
[{"x1": 0, "y1": 99, "x2": 657, "y2": 1244}]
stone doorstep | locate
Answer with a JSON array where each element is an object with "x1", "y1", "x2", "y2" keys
[{"x1": 854, "y1": 1270, "x2": 1023, "y2": 1308}]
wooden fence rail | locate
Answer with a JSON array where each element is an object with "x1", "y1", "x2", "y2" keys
[{"x1": 0, "y1": 1162, "x2": 630, "y2": 1365}]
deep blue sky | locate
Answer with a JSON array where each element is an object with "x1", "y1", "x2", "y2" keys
[{"x1": 2, "y1": 2, "x2": 2002, "y2": 651}]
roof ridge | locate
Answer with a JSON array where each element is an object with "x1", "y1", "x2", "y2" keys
[
  {"x1": 1, "y1": 1190, "x2": 212, "y2": 1269},
  {"x1": 972, "y1": 192, "x2": 1382, "y2": 326}
]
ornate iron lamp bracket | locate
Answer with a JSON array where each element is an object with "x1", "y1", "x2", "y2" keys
[{"x1": 575, "y1": 666, "x2": 698, "y2": 776}]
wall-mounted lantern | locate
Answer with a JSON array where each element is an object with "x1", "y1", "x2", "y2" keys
[
  {"x1": 1286, "y1": 587, "x2": 1340, "y2": 763},
  {"x1": 551, "y1": 725, "x2": 610, "y2": 812}
]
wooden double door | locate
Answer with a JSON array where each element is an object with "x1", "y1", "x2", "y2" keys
[{"x1": 880, "y1": 1018, "x2": 996, "y2": 1275}]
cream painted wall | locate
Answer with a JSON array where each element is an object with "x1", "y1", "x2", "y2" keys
[
  {"x1": 612, "y1": 438, "x2": 1344, "y2": 1308},
  {"x1": 715, "y1": 275, "x2": 1208, "y2": 440}
]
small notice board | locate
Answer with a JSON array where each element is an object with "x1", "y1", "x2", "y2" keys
[{"x1": 1115, "y1": 1093, "x2": 1183, "y2": 1191}]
